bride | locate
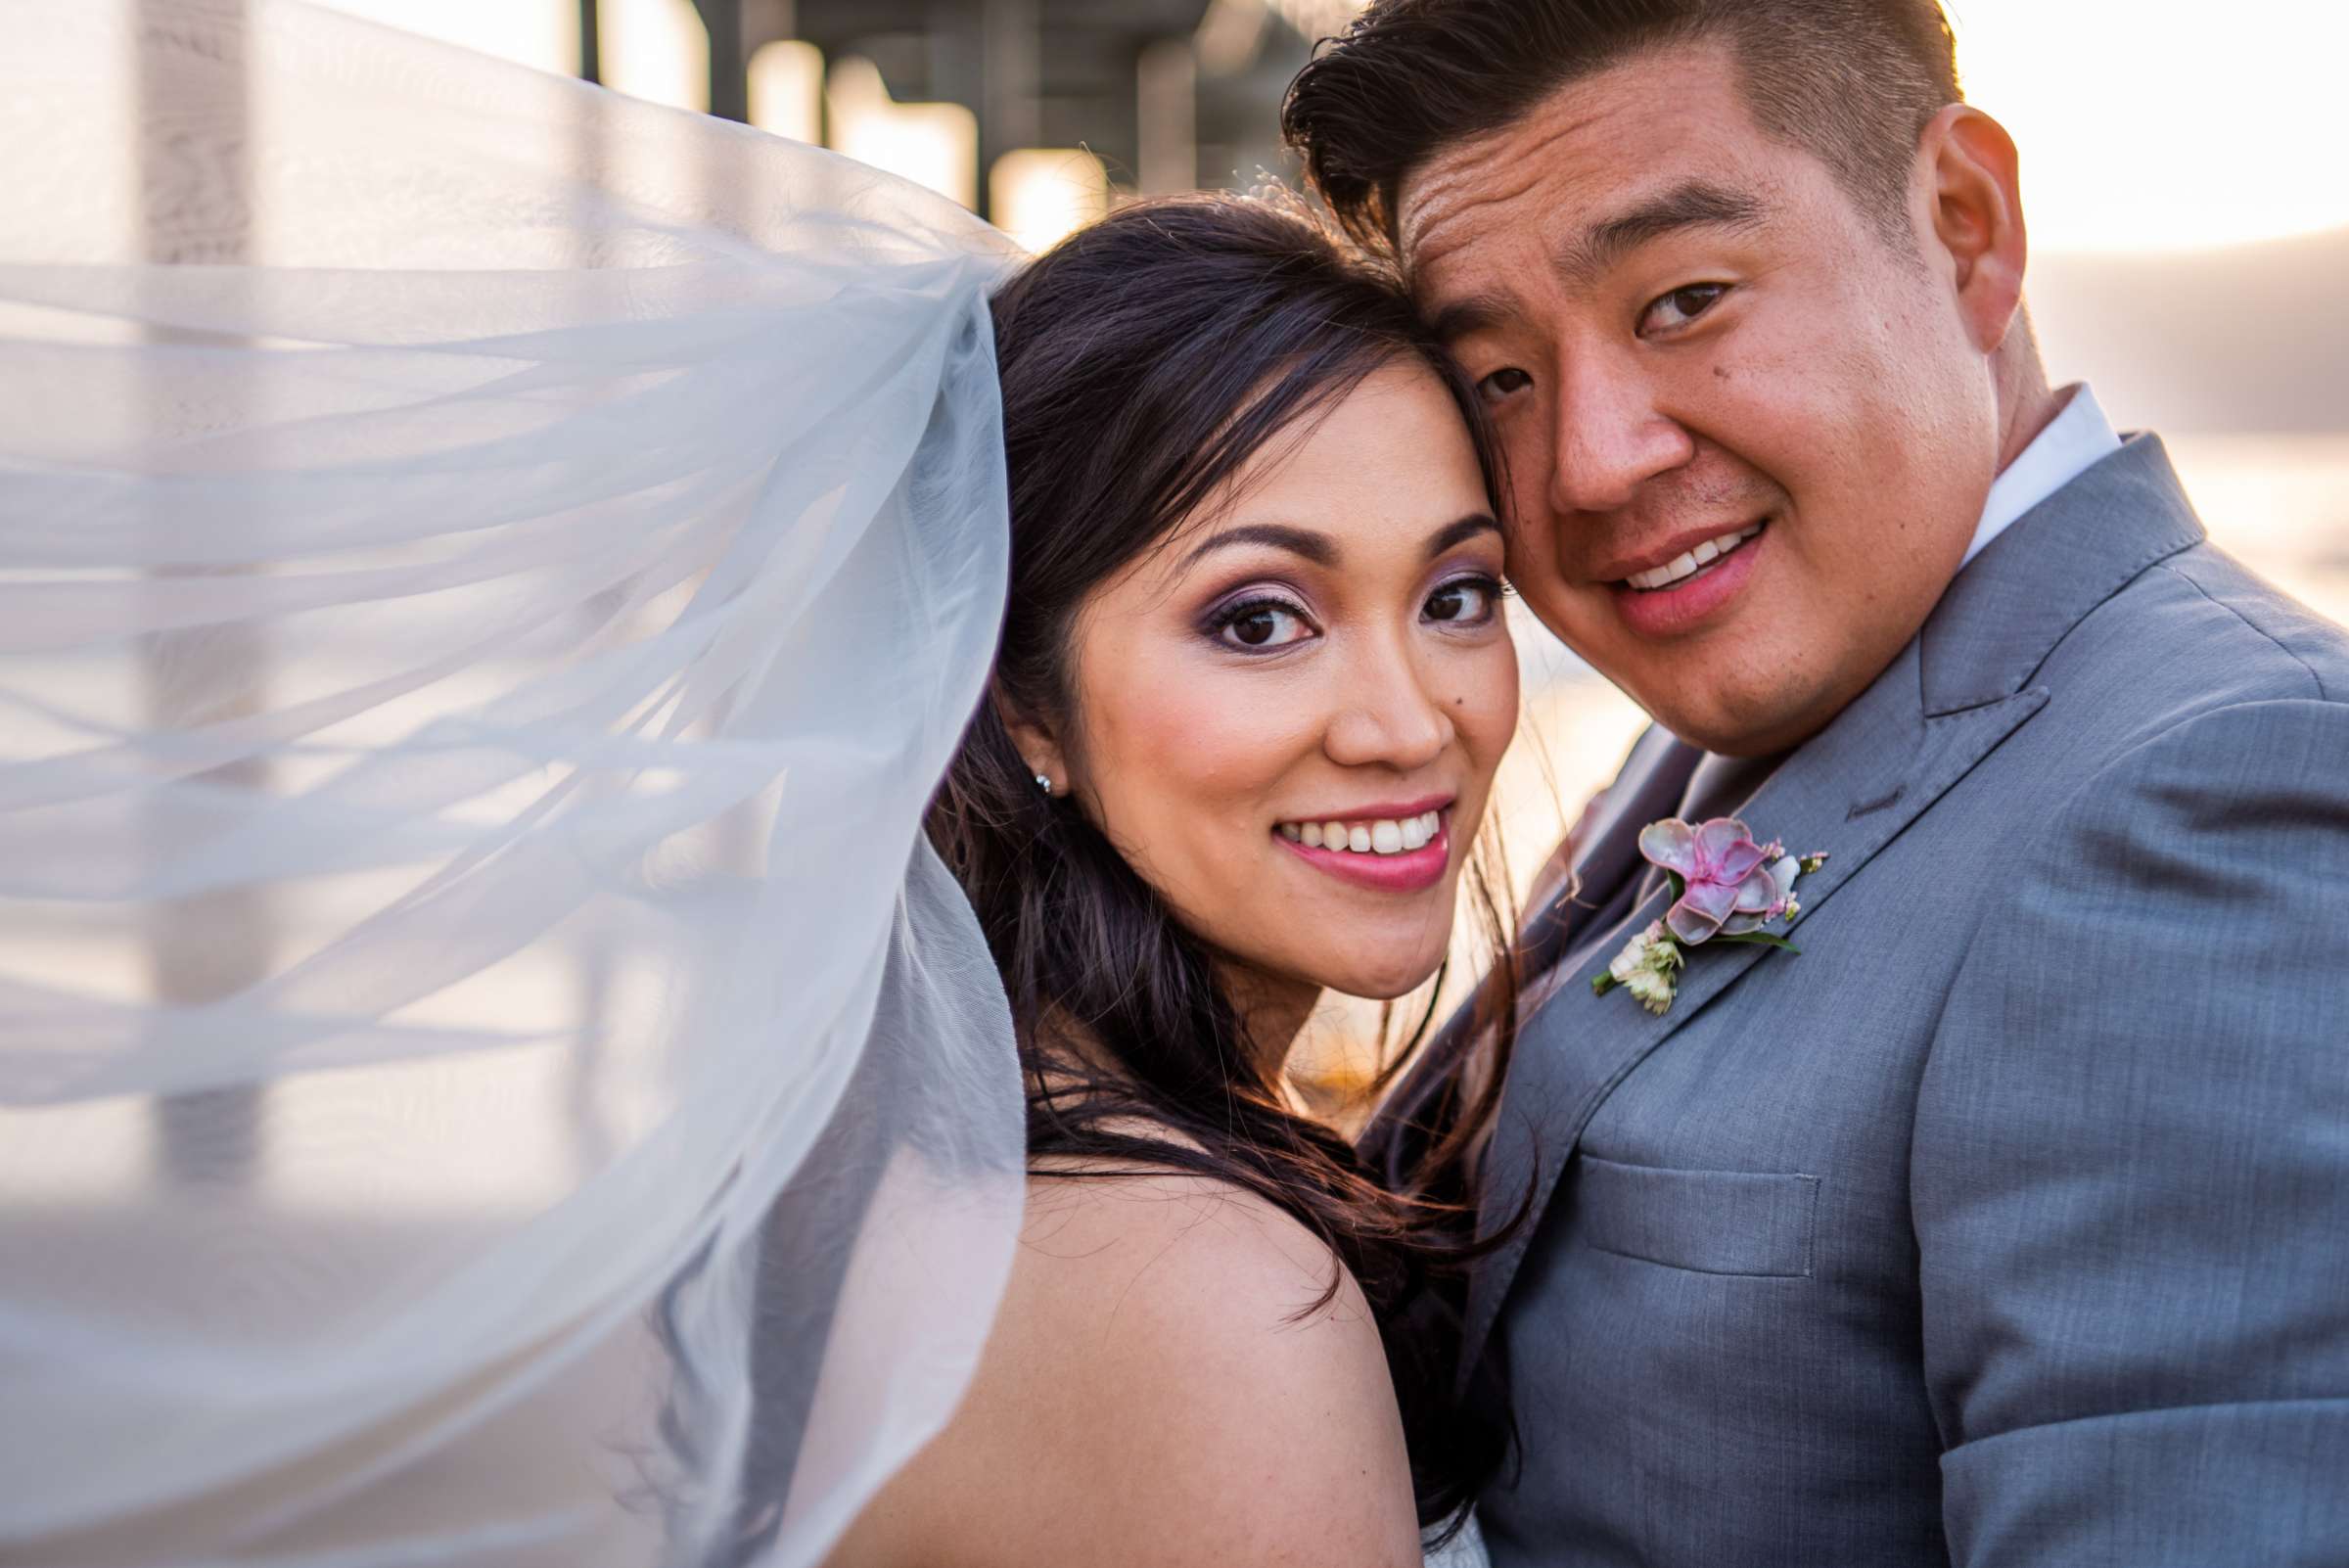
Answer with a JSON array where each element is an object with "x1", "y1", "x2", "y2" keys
[
  {"x1": 0, "y1": 4, "x2": 1520, "y2": 1564},
  {"x1": 836, "y1": 197, "x2": 1521, "y2": 1566}
]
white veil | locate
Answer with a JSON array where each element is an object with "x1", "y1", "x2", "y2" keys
[{"x1": 0, "y1": 2, "x2": 1026, "y2": 1562}]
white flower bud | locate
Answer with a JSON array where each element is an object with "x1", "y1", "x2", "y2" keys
[{"x1": 1607, "y1": 921, "x2": 1683, "y2": 1015}]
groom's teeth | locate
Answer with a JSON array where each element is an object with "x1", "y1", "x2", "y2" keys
[
  {"x1": 1281, "y1": 809, "x2": 1444, "y2": 856},
  {"x1": 1626, "y1": 524, "x2": 1764, "y2": 591}
]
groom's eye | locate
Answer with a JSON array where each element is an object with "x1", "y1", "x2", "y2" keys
[
  {"x1": 1639, "y1": 283, "x2": 1729, "y2": 335},
  {"x1": 1475, "y1": 367, "x2": 1533, "y2": 403}
]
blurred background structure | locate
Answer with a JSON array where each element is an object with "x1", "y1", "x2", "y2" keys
[
  {"x1": 17, "y1": 0, "x2": 2349, "y2": 1169},
  {"x1": 307, "y1": 0, "x2": 2349, "y2": 630},
  {"x1": 311, "y1": 0, "x2": 1361, "y2": 247}
]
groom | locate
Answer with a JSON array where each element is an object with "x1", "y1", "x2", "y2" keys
[{"x1": 1288, "y1": 3, "x2": 2349, "y2": 1563}]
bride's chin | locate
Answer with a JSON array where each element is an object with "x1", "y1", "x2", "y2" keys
[{"x1": 1313, "y1": 945, "x2": 1450, "y2": 1004}]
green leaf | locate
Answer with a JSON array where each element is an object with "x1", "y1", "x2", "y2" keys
[
  {"x1": 1714, "y1": 933, "x2": 1802, "y2": 954},
  {"x1": 1666, "y1": 870, "x2": 1686, "y2": 900}
]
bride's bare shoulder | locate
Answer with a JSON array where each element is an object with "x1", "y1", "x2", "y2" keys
[
  {"x1": 833, "y1": 1168, "x2": 1422, "y2": 1568},
  {"x1": 1013, "y1": 1163, "x2": 1365, "y2": 1345}
]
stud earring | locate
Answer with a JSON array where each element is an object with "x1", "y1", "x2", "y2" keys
[{"x1": 1034, "y1": 772, "x2": 1054, "y2": 796}]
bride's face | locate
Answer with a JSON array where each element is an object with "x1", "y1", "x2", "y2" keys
[{"x1": 1052, "y1": 362, "x2": 1517, "y2": 1006}]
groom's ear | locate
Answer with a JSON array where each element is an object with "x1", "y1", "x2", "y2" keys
[
  {"x1": 992, "y1": 683, "x2": 1069, "y2": 797},
  {"x1": 1919, "y1": 103, "x2": 2029, "y2": 356}
]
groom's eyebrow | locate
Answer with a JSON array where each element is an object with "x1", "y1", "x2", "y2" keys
[
  {"x1": 1422, "y1": 181, "x2": 1766, "y2": 341},
  {"x1": 1428, "y1": 291, "x2": 1512, "y2": 344},
  {"x1": 1554, "y1": 180, "x2": 1769, "y2": 288}
]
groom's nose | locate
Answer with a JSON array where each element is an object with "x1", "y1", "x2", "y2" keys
[{"x1": 1544, "y1": 349, "x2": 1695, "y2": 523}]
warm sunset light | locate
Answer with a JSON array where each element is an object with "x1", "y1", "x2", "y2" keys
[
  {"x1": 598, "y1": 0, "x2": 710, "y2": 113},
  {"x1": 990, "y1": 149, "x2": 1114, "y2": 254},
  {"x1": 750, "y1": 38, "x2": 824, "y2": 144},
  {"x1": 826, "y1": 57, "x2": 981, "y2": 210},
  {"x1": 1949, "y1": 0, "x2": 2349, "y2": 253}
]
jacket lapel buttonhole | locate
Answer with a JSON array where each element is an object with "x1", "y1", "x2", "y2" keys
[{"x1": 1847, "y1": 786, "x2": 1906, "y2": 821}]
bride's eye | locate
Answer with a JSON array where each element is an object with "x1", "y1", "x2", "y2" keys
[
  {"x1": 1209, "y1": 594, "x2": 1316, "y2": 651},
  {"x1": 1424, "y1": 575, "x2": 1505, "y2": 626},
  {"x1": 1639, "y1": 283, "x2": 1729, "y2": 335}
]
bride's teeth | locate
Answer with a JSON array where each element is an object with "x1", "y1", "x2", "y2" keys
[{"x1": 1282, "y1": 808, "x2": 1447, "y2": 853}]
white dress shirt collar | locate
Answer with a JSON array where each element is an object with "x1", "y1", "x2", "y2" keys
[{"x1": 1961, "y1": 382, "x2": 2121, "y2": 569}]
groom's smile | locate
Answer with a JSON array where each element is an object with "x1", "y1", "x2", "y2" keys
[
  {"x1": 1395, "y1": 41, "x2": 2030, "y2": 758},
  {"x1": 1597, "y1": 516, "x2": 1771, "y2": 638}
]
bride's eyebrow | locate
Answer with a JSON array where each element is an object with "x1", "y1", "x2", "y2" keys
[
  {"x1": 1180, "y1": 523, "x2": 1338, "y2": 569},
  {"x1": 1425, "y1": 513, "x2": 1501, "y2": 557},
  {"x1": 1177, "y1": 513, "x2": 1497, "y2": 572}
]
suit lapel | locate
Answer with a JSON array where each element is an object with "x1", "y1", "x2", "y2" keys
[
  {"x1": 1463, "y1": 434, "x2": 2206, "y2": 1373},
  {"x1": 1465, "y1": 647, "x2": 2044, "y2": 1367}
]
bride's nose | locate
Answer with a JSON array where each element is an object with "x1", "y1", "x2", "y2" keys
[{"x1": 1321, "y1": 634, "x2": 1454, "y2": 771}]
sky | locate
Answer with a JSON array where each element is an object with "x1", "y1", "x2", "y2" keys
[{"x1": 303, "y1": 0, "x2": 2349, "y2": 255}]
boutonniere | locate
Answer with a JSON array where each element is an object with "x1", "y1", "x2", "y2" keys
[{"x1": 1591, "y1": 817, "x2": 1827, "y2": 1016}]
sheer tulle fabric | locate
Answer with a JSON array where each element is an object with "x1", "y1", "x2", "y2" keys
[{"x1": 0, "y1": 3, "x2": 1025, "y2": 1562}]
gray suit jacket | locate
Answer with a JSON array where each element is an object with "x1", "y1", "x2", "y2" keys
[{"x1": 1461, "y1": 437, "x2": 2349, "y2": 1565}]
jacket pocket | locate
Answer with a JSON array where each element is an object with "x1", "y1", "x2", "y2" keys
[{"x1": 1574, "y1": 1153, "x2": 1819, "y2": 1277}]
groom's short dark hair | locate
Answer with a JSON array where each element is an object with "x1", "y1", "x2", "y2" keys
[{"x1": 1282, "y1": 0, "x2": 1961, "y2": 251}]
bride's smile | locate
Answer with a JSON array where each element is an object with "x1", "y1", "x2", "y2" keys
[{"x1": 1274, "y1": 797, "x2": 1452, "y2": 896}]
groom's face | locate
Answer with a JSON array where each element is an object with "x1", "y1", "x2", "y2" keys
[{"x1": 1400, "y1": 44, "x2": 2002, "y2": 756}]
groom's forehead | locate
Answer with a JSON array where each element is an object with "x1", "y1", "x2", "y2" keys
[{"x1": 1396, "y1": 45, "x2": 1771, "y2": 279}]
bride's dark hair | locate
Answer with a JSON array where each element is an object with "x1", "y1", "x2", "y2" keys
[{"x1": 926, "y1": 194, "x2": 1521, "y2": 1533}]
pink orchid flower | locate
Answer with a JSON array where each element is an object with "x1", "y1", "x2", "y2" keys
[{"x1": 1637, "y1": 816, "x2": 1796, "y2": 945}]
